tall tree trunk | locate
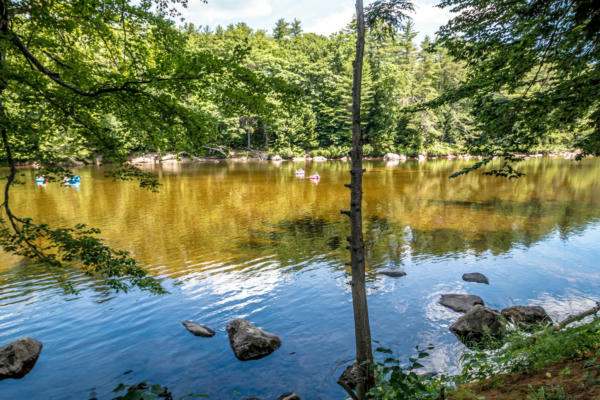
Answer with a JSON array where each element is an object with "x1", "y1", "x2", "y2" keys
[{"x1": 342, "y1": 1, "x2": 374, "y2": 398}]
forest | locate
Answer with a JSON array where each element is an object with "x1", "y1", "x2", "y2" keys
[{"x1": 3, "y1": 12, "x2": 591, "y2": 166}]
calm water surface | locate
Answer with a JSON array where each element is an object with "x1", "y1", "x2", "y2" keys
[{"x1": 1, "y1": 158, "x2": 600, "y2": 399}]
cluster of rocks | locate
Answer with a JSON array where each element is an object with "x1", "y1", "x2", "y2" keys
[
  {"x1": 440, "y1": 272, "x2": 552, "y2": 346},
  {"x1": 183, "y1": 319, "x2": 281, "y2": 362},
  {"x1": 182, "y1": 319, "x2": 296, "y2": 398},
  {"x1": 269, "y1": 154, "x2": 329, "y2": 162}
]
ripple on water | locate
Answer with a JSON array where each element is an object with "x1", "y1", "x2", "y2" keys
[{"x1": 1, "y1": 160, "x2": 600, "y2": 399}]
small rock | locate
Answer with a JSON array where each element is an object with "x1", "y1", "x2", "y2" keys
[
  {"x1": 462, "y1": 273, "x2": 489, "y2": 284},
  {"x1": 501, "y1": 306, "x2": 551, "y2": 328},
  {"x1": 417, "y1": 154, "x2": 427, "y2": 162},
  {"x1": 277, "y1": 393, "x2": 301, "y2": 400},
  {"x1": 440, "y1": 294, "x2": 484, "y2": 313},
  {"x1": 226, "y1": 319, "x2": 281, "y2": 361},
  {"x1": 0, "y1": 338, "x2": 43, "y2": 380},
  {"x1": 338, "y1": 361, "x2": 359, "y2": 390},
  {"x1": 378, "y1": 269, "x2": 407, "y2": 278},
  {"x1": 313, "y1": 156, "x2": 327, "y2": 162},
  {"x1": 182, "y1": 320, "x2": 216, "y2": 337},
  {"x1": 272, "y1": 155, "x2": 282, "y2": 161},
  {"x1": 340, "y1": 156, "x2": 349, "y2": 162},
  {"x1": 450, "y1": 305, "x2": 505, "y2": 343}
]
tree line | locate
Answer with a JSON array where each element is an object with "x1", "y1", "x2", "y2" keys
[{"x1": 3, "y1": 14, "x2": 584, "y2": 166}]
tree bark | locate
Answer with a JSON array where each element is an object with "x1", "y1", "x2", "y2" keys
[{"x1": 341, "y1": 1, "x2": 374, "y2": 398}]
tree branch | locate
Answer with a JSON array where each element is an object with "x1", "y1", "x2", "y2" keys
[
  {"x1": 10, "y1": 32, "x2": 206, "y2": 97},
  {"x1": 555, "y1": 302, "x2": 600, "y2": 331}
]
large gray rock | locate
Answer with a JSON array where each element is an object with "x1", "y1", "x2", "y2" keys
[
  {"x1": 501, "y1": 306, "x2": 551, "y2": 328},
  {"x1": 182, "y1": 320, "x2": 216, "y2": 337},
  {"x1": 0, "y1": 338, "x2": 43, "y2": 380},
  {"x1": 226, "y1": 319, "x2": 281, "y2": 361},
  {"x1": 462, "y1": 273, "x2": 489, "y2": 284},
  {"x1": 277, "y1": 393, "x2": 301, "y2": 400},
  {"x1": 272, "y1": 155, "x2": 283, "y2": 161},
  {"x1": 440, "y1": 294, "x2": 484, "y2": 313},
  {"x1": 450, "y1": 305, "x2": 505, "y2": 343},
  {"x1": 378, "y1": 269, "x2": 406, "y2": 278}
]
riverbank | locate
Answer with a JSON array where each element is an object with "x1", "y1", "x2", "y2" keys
[
  {"x1": 11, "y1": 149, "x2": 584, "y2": 168},
  {"x1": 370, "y1": 311, "x2": 600, "y2": 400},
  {"x1": 452, "y1": 353, "x2": 600, "y2": 399}
]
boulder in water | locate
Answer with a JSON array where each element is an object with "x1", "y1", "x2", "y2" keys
[
  {"x1": 378, "y1": 269, "x2": 407, "y2": 278},
  {"x1": 462, "y1": 273, "x2": 489, "y2": 284},
  {"x1": 450, "y1": 305, "x2": 505, "y2": 343},
  {"x1": 338, "y1": 361, "x2": 359, "y2": 390},
  {"x1": 501, "y1": 306, "x2": 551, "y2": 328},
  {"x1": 0, "y1": 338, "x2": 43, "y2": 380},
  {"x1": 226, "y1": 319, "x2": 281, "y2": 361},
  {"x1": 440, "y1": 294, "x2": 484, "y2": 313},
  {"x1": 182, "y1": 321, "x2": 216, "y2": 337}
]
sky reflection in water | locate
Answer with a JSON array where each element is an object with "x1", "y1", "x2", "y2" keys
[{"x1": 0, "y1": 158, "x2": 599, "y2": 399}]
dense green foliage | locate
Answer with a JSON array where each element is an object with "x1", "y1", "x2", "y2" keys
[
  {"x1": 435, "y1": 0, "x2": 600, "y2": 157},
  {"x1": 182, "y1": 20, "x2": 479, "y2": 158}
]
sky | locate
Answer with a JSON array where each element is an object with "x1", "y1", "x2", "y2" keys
[{"x1": 179, "y1": 0, "x2": 453, "y2": 43}]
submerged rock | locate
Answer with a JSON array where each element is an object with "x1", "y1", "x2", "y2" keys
[
  {"x1": 450, "y1": 305, "x2": 505, "y2": 343},
  {"x1": 462, "y1": 273, "x2": 489, "y2": 284},
  {"x1": 501, "y1": 306, "x2": 551, "y2": 328},
  {"x1": 378, "y1": 269, "x2": 407, "y2": 278},
  {"x1": 440, "y1": 294, "x2": 484, "y2": 313},
  {"x1": 0, "y1": 338, "x2": 43, "y2": 380},
  {"x1": 182, "y1": 320, "x2": 216, "y2": 337},
  {"x1": 277, "y1": 393, "x2": 301, "y2": 400},
  {"x1": 226, "y1": 319, "x2": 281, "y2": 361}
]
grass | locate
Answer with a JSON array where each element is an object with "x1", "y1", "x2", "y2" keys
[{"x1": 367, "y1": 317, "x2": 600, "y2": 399}]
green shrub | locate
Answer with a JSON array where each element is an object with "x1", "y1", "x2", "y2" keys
[{"x1": 368, "y1": 346, "x2": 451, "y2": 399}]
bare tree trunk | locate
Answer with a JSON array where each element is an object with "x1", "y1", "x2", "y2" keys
[{"x1": 341, "y1": 1, "x2": 374, "y2": 398}]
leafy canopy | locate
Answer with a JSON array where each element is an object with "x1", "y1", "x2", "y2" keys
[{"x1": 435, "y1": 0, "x2": 600, "y2": 157}]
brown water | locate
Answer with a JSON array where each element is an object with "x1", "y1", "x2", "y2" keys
[{"x1": 1, "y1": 158, "x2": 599, "y2": 399}]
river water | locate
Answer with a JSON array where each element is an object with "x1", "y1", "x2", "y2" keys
[{"x1": 1, "y1": 158, "x2": 599, "y2": 399}]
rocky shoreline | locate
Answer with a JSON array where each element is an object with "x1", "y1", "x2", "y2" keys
[{"x1": 12, "y1": 149, "x2": 584, "y2": 168}]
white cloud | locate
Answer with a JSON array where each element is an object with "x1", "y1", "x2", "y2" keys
[
  {"x1": 179, "y1": 0, "x2": 453, "y2": 41},
  {"x1": 411, "y1": 1, "x2": 453, "y2": 41},
  {"x1": 181, "y1": 0, "x2": 275, "y2": 26},
  {"x1": 304, "y1": 4, "x2": 355, "y2": 36}
]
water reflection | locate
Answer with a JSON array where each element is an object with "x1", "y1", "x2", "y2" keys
[{"x1": 0, "y1": 158, "x2": 599, "y2": 399}]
